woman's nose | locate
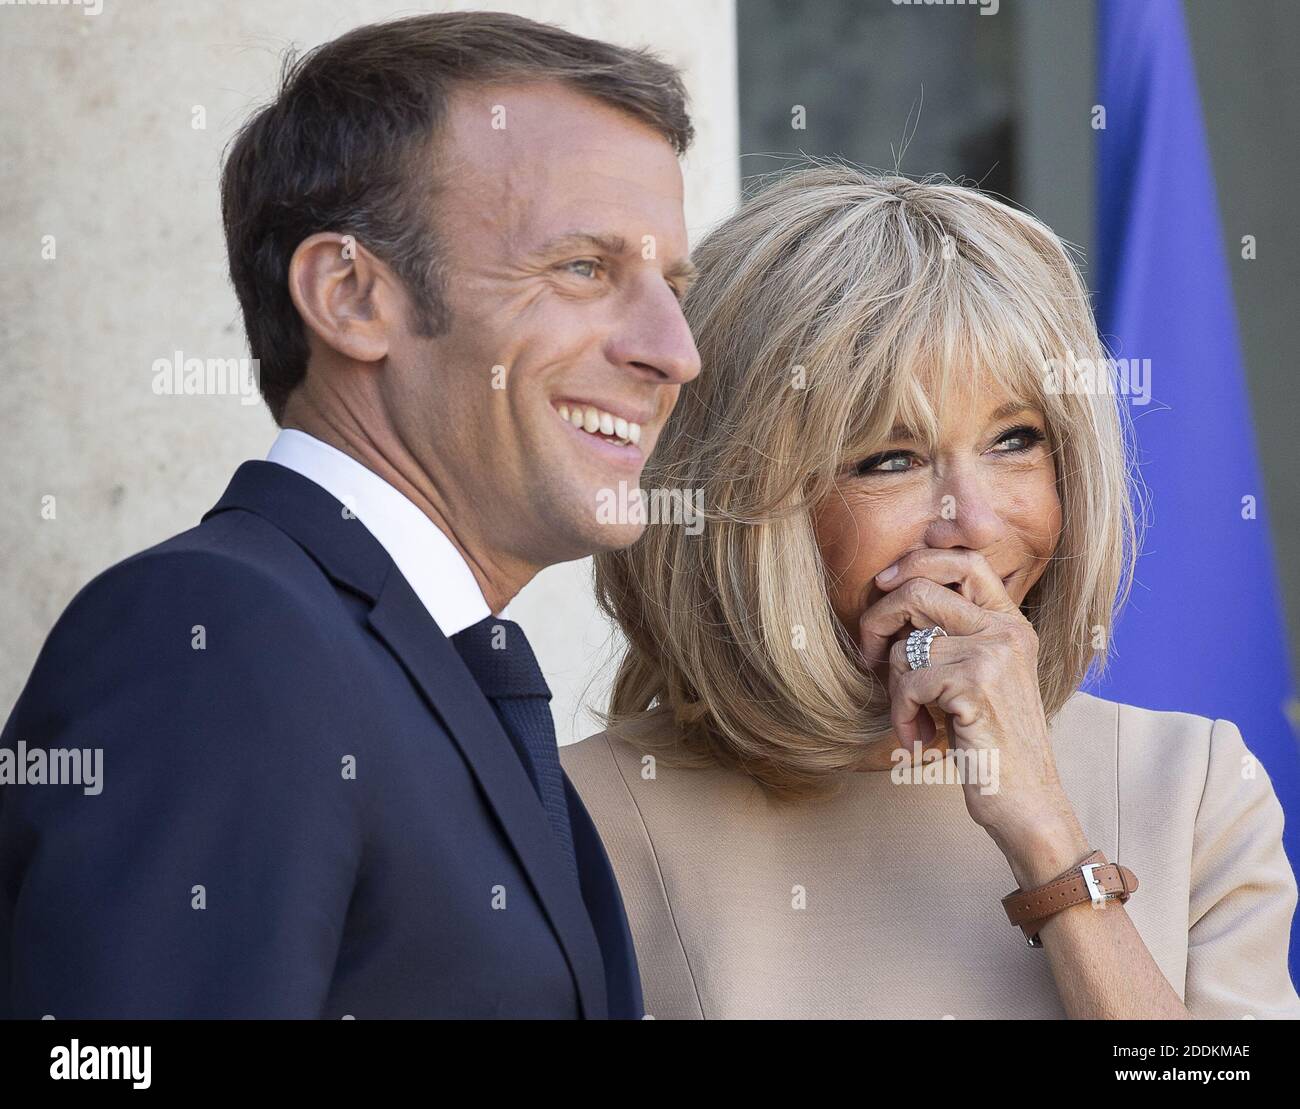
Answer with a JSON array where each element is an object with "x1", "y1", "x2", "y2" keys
[{"x1": 924, "y1": 476, "x2": 1013, "y2": 551}]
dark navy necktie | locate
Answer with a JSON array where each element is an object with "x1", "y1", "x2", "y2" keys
[{"x1": 450, "y1": 616, "x2": 580, "y2": 886}]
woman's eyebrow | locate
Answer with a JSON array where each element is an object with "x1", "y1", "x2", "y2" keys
[
  {"x1": 988, "y1": 400, "x2": 1038, "y2": 424},
  {"x1": 883, "y1": 402, "x2": 1039, "y2": 441}
]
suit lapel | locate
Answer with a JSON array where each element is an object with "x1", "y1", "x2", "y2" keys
[
  {"x1": 366, "y1": 571, "x2": 609, "y2": 1017},
  {"x1": 205, "y1": 461, "x2": 610, "y2": 1018}
]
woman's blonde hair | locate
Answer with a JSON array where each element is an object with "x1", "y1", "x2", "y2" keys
[{"x1": 595, "y1": 162, "x2": 1141, "y2": 800}]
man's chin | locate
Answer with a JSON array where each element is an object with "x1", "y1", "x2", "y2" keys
[
  {"x1": 583, "y1": 474, "x2": 651, "y2": 541},
  {"x1": 585, "y1": 516, "x2": 648, "y2": 553},
  {"x1": 526, "y1": 481, "x2": 649, "y2": 563}
]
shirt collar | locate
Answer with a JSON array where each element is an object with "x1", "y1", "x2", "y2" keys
[{"x1": 265, "y1": 428, "x2": 504, "y2": 637}]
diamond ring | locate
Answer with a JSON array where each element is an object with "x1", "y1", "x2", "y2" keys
[{"x1": 905, "y1": 625, "x2": 947, "y2": 670}]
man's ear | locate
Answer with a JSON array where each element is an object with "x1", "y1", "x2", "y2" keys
[{"x1": 287, "y1": 233, "x2": 396, "y2": 364}]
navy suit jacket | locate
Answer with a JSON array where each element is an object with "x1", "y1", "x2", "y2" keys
[{"x1": 0, "y1": 461, "x2": 643, "y2": 1018}]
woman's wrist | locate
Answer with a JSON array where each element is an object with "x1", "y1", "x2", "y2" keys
[{"x1": 992, "y1": 813, "x2": 1093, "y2": 890}]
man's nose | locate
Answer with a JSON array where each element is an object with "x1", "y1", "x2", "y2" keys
[{"x1": 609, "y1": 278, "x2": 701, "y2": 384}]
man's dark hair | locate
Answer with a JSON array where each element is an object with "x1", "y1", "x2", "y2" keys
[{"x1": 220, "y1": 11, "x2": 693, "y2": 423}]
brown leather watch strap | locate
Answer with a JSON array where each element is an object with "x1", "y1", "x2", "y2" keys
[{"x1": 1001, "y1": 849, "x2": 1139, "y2": 947}]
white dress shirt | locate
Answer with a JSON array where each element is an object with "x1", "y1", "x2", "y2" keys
[{"x1": 265, "y1": 428, "x2": 506, "y2": 637}]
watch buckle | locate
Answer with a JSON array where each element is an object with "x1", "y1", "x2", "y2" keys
[{"x1": 1080, "y1": 862, "x2": 1108, "y2": 906}]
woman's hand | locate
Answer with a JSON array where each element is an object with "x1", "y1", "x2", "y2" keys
[{"x1": 857, "y1": 547, "x2": 1090, "y2": 888}]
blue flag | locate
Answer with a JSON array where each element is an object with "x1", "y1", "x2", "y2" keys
[{"x1": 1088, "y1": 0, "x2": 1300, "y2": 986}]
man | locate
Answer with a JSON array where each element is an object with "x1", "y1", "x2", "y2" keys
[{"x1": 0, "y1": 12, "x2": 699, "y2": 1018}]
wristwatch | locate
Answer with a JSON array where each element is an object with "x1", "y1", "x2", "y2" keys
[{"x1": 1001, "y1": 849, "x2": 1139, "y2": 947}]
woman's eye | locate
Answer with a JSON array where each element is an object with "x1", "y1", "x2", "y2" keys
[
  {"x1": 854, "y1": 451, "x2": 915, "y2": 476},
  {"x1": 853, "y1": 426, "x2": 1045, "y2": 475},
  {"x1": 993, "y1": 425, "x2": 1047, "y2": 453}
]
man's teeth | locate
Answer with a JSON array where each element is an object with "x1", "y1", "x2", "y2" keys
[{"x1": 555, "y1": 403, "x2": 641, "y2": 446}]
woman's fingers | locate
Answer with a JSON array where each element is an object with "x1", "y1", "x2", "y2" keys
[
  {"x1": 887, "y1": 651, "x2": 949, "y2": 748},
  {"x1": 858, "y1": 549, "x2": 1029, "y2": 755},
  {"x1": 893, "y1": 697, "x2": 937, "y2": 751},
  {"x1": 887, "y1": 642, "x2": 982, "y2": 748},
  {"x1": 856, "y1": 576, "x2": 985, "y2": 669},
  {"x1": 875, "y1": 548, "x2": 1019, "y2": 613}
]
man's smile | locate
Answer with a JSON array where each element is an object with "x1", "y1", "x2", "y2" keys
[{"x1": 550, "y1": 399, "x2": 652, "y2": 471}]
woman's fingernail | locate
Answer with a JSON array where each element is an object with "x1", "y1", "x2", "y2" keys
[{"x1": 877, "y1": 563, "x2": 899, "y2": 583}]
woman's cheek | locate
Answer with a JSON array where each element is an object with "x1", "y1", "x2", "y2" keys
[
  {"x1": 1023, "y1": 469, "x2": 1064, "y2": 553},
  {"x1": 814, "y1": 488, "x2": 904, "y2": 629},
  {"x1": 1005, "y1": 471, "x2": 1063, "y2": 586}
]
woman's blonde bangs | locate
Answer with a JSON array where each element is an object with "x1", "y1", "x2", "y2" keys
[{"x1": 594, "y1": 162, "x2": 1140, "y2": 800}]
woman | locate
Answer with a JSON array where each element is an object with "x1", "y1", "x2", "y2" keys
[{"x1": 560, "y1": 164, "x2": 1300, "y2": 1019}]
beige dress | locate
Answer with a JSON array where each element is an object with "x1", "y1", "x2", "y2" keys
[{"x1": 561, "y1": 690, "x2": 1300, "y2": 1019}]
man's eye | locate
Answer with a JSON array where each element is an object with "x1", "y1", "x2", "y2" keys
[{"x1": 563, "y1": 259, "x2": 601, "y2": 279}]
